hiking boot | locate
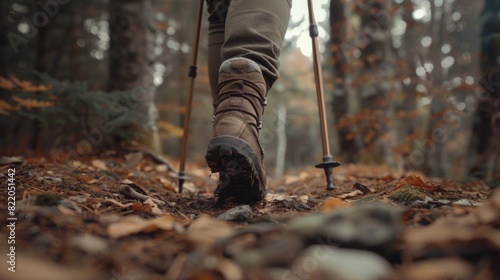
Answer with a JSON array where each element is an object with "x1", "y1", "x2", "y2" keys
[{"x1": 205, "y1": 57, "x2": 268, "y2": 203}]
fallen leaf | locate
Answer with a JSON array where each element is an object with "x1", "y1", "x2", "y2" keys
[
  {"x1": 265, "y1": 193, "x2": 308, "y2": 203},
  {"x1": 391, "y1": 258, "x2": 473, "y2": 280},
  {"x1": 396, "y1": 174, "x2": 440, "y2": 191},
  {"x1": 69, "y1": 161, "x2": 86, "y2": 168},
  {"x1": 107, "y1": 215, "x2": 176, "y2": 238},
  {"x1": 121, "y1": 179, "x2": 148, "y2": 195},
  {"x1": 91, "y1": 159, "x2": 108, "y2": 171},
  {"x1": 338, "y1": 190, "x2": 363, "y2": 199},
  {"x1": 187, "y1": 215, "x2": 234, "y2": 247},
  {"x1": 125, "y1": 152, "x2": 143, "y2": 168},
  {"x1": 155, "y1": 164, "x2": 168, "y2": 172},
  {"x1": 0, "y1": 156, "x2": 24, "y2": 165},
  {"x1": 69, "y1": 234, "x2": 109, "y2": 254},
  {"x1": 320, "y1": 197, "x2": 347, "y2": 211},
  {"x1": 283, "y1": 175, "x2": 300, "y2": 185},
  {"x1": 158, "y1": 176, "x2": 175, "y2": 192},
  {"x1": 75, "y1": 175, "x2": 98, "y2": 184},
  {"x1": 217, "y1": 259, "x2": 243, "y2": 280},
  {"x1": 265, "y1": 193, "x2": 287, "y2": 202},
  {"x1": 182, "y1": 182, "x2": 196, "y2": 193},
  {"x1": 144, "y1": 198, "x2": 163, "y2": 215}
]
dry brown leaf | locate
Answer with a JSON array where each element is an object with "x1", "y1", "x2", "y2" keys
[
  {"x1": 91, "y1": 159, "x2": 108, "y2": 170},
  {"x1": 74, "y1": 175, "x2": 98, "y2": 184},
  {"x1": 182, "y1": 182, "x2": 196, "y2": 193},
  {"x1": 155, "y1": 164, "x2": 168, "y2": 172},
  {"x1": 125, "y1": 152, "x2": 143, "y2": 168},
  {"x1": 396, "y1": 174, "x2": 440, "y2": 191},
  {"x1": 107, "y1": 215, "x2": 176, "y2": 238},
  {"x1": 391, "y1": 258, "x2": 473, "y2": 280},
  {"x1": 320, "y1": 197, "x2": 347, "y2": 211},
  {"x1": 187, "y1": 215, "x2": 234, "y2": 247},
  {"x1": 217, "y1": 259, "x2": 243, "y2": 280},
  {"x1": 158, "y1": 176, "x2": 175, "y2": 192},
  {"x1": 338, "y1": 190, "x2": 363, "y2": 199},
  {"x1": 144, "y1": 198, "x2": 163, "y2": 215},
  {"x1": 265, "y1": 193, "x2": 287, "y2": 202}
]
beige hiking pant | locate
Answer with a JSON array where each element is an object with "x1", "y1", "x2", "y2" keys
[{"x1": 206, "y1": 0, "x2": 291, "y2": 100}]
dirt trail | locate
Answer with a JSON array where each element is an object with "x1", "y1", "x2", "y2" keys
[{"x1": 0, "y1": 152, "x2": 498, "y2": 280}]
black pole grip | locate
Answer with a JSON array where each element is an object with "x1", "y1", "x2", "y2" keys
[
  {"x1": 309, "y1": 24, "x2": 318, "y2": 38},
  {"x1": 188, "y1": 65, "x2": 197, "y2": 78}
]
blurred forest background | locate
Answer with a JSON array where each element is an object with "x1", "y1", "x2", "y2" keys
[{"x1": 0, "y1": 0, "x2": 498, "y2": 181}]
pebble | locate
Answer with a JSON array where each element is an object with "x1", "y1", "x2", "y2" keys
[
  {"x1": 287, "y1": 246, "x2": 392, "y2": 280},
  {"x1": 217, "y1": 205, "x2": 253, "y2": 222}
]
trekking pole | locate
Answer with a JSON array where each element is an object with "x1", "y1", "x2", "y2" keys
[
  {"x1": 178, "y1": 0, "x2": 204, "y2": 193},
  {"x1": 307, "y1": 0, "x2": 340, "y2": 190}
]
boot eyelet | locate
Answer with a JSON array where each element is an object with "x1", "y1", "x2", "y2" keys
[
  {"x1": 212, "y1": 116, "x2": 216, "y2": 125},
  {"x1": 262, "y1": 98, "x2": 268, "y2": 106},
  {"x1": 257, "y1": 121, "x2": 263, "y2": 130}
]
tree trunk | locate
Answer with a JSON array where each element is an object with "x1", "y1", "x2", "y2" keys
[
  {"x1": 109, "y1": 0, "x2": 160, "y2": 151},
  {"x1": 0, "y1": 1, "x2": 9, "y2": 77},
  {"x1": 330, "y1": 0, "x2": 358, "y2": 162},
  {"x1": 469, "y1": 0, "x2": 500, "y2": 179},
  {"x1": 357, "y1": 0, "x2": 397, "y2": 165},
  {"x1": 423, "y1": 0, "x2": 450, "y2": 177}
]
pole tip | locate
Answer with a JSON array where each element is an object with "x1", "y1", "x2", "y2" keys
[
  {"x1": 315, "y1": 155, "x2": 340, "y2": 191},
  {"x1": 177, "y1": 171, "x2": 190, "y2": 193},
  {"x1": 178, "y1": 178, "x2": 184, "y2": 193}
]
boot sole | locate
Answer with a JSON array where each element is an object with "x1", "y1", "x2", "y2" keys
[{"x1": 205, "y1": 135, "x2": 266, "y2": 203}]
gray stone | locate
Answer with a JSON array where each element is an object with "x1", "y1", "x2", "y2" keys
[
  {"x1": 288, "y1": 205, "x2": 403, "y2": 248},
  {"x1": 286, "y1": 246, "x2": 392, "y2": 280},
  {"x1": 217, "y1": 205, "x2": 253, "y2": 222}
]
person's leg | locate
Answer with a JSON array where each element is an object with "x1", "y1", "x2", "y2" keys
[
  {"x1": 206, "y1": 0, "x2": 291, "y2": 203},
  {"x1": 206, "y1": 0, "x2": 230, "y2": 103},
  {"x1": 223, "y1": 0, "x2": 291, "y2": 88},
  {"x1": 206, "y1": 0, "x2": 291, "y2": 98}
]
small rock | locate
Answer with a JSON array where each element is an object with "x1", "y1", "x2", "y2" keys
[
  {"x1": 37, "y1": 176, "x2": 63, "y2": 184},
  {"x1": 453, "y1": 199, "x2": 474, "y2": 206},
  {"x1": 59, "y1": 199, "x2": 83, "y2": 214},
  {"x1": 69, "y1": 195, "x2": 89, "y2": 203},
  {"x1": 231, "y1": 234, "x2": 304, "y2": 267},
  {"x1": 275, "y1": 185, "x2": 287, "y2": 193},
  {"x1": 353, "y1": 182, "x2": 371, "y2": 194},
  {"x1": 217, "y1": 205, "x2": 253, "y2": 222},
  {"x1": 288, "y1": 205, "x2": 403, "y2": 248},
  {"x1": 288, "y1": 246, "x2": 392, "y2": 280},
  {"x1": 69, "y1": 234, "x2": 109, "y2": 254}
]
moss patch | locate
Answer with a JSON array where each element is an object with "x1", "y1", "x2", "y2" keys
[{"x1": 388, "y1": 185, "x2": 433, "y2": 206}]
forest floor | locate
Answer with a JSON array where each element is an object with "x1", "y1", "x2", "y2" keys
[{"x1": 0, "y1": 149, "x2": 499, "y2": 280}]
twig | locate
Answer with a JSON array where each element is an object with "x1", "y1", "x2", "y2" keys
[
  {"x1": 77, "y1": 203, "x2": 100, "y2": 215},
  {"x1": 119, "y1": 185, "x2": 166, "y2": 206},
  {"x1": 102, "y1": 198, "x2": 133, "y2": 208}
]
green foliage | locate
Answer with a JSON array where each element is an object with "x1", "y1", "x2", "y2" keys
[{"x1": 0, "y1": 73, "x2": 149, "y2": 150}]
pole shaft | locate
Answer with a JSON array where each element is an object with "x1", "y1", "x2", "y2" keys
[
  {"x1": 308, "y1": 0, "x2": 331, "y2": 156},
  {"x1": 179, "y1": 0, "x2": 204, "y2": 178}
]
